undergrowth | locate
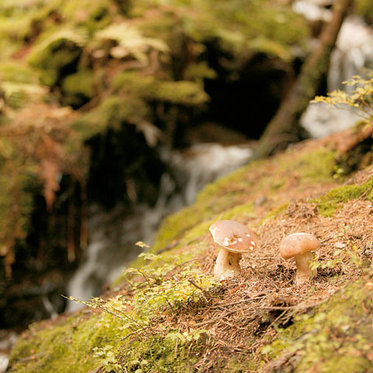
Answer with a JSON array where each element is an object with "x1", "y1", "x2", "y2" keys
[{"x1": 10, "y1": 247, "x2": 218, "y2": 372}]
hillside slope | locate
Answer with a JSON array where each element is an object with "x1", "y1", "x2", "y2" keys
[{"x1": 9, "y1": 123, "x2": 373, "y2": 372}]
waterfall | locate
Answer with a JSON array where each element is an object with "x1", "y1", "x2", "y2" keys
[
  {"x1": 67, "y1": 143, "x2": 253, "y2": 310},
  {"x1": 293, "y1": 2, "x2": 373, "y2": 137}
]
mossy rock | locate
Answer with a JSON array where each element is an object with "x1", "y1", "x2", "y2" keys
[
  {"x1": 71, "y1": 95, "x2": 151, "y2": 139},
  {"x1": 113, "y1": 72, "x2": 209, "y2": 106}
]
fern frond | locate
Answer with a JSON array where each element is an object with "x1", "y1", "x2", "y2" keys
[
  {"x1": 0, "y1": 81, "x2": 47, "y2": 109},
  {"x1": 29, "y1": 27, "x2": 88, "y2": 62},
  {"x1": 94, "y1": 23, "x2": 169, "y2": 63}
]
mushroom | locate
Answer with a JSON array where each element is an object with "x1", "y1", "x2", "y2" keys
[
  {"x1": 209, "y1": 220, "x2": 258, "y2": 280},
  {"x1": 279, "y1": 233, "x2": 320, "y2": 285}
]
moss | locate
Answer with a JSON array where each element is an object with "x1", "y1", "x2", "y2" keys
[
  {"x1": 0, "y1": 81, "x2": 46, "y2": 109},
  {"x1": 0, "y1": 140, "x2": 37, "y2": 252},
  {"x1": 61, "y1": 69, "x2": 95, "y2": 106},
  {"x1": 72, "y1": 95, "x2": 150, "y2": 139},
  {"x1": 36, "y1": 252, "x2": 217, "y2": 373},
  {"x1": 113, "y1": 72, "x2": 209, "y2": 106},
  {"x1": 120, "y1": 332, "x2": 204, "y2": 372},
  {"x1": 10, "y1": 312, "x2": 126, "y2": 373},
  {"x1": 260, "y1": 277, "x2": 373, "y2": 372},
  {"x1": 10, "y1": 255, "x2": 215, "y2": 372},
  {"x1": 154, "y1": 0, "x2": 309, "y2": 58},
  {"x1": 249, "y1": 36, "x2": 292, "y2": 62},
  {"x1": 9, "y1": 135, "x2": 372, "y2": 372},
  {"x1": 153, "y1": 205, "x2": 209, "y2": 252},
  {"x1": 28, "y1": 27, "x2": 86, "y2": 86},
  {"x1": 10, "y1": 314, "x2": 204, "y2": 373},
  {"x1": 220, "y1": 356, "x2": 258, "y2": 373},
  {"x1": 355, "y1": 0, "x2": 373, "y2": 24},
  {"x1": 58, "y1": 0, "x2": 114, "y2": 33},
  {"x1": 278, "y1": 148, "x2": 337, "y2": 183},
  {"x1": 0, "y1": 62, "x2": 39, "y2": 84},
  {"x1": 315, "y1": 175, "x2": 373, "y2": 216},
  {"x1": 152, "y1": 192, "x2": 246, "y2": 252}
]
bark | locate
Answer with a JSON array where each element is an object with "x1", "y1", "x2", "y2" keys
[{"x1": 255, "y1": 0, "x2": 353, "y2": 158}]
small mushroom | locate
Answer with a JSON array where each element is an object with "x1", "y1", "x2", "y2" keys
[
  {"x1": 279, "y1": 233, "x2": 320, "y2": 285},
  {"x1": 209, "y1": 220, "x2": 258, "y2": 280}
]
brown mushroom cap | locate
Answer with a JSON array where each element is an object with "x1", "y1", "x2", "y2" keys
[
  {"x1": 209, "y1": 220, "x2": 258, "y2": 253},
  {"x1": 279, "y1": 233, "x2": 320, "y2": 259}
]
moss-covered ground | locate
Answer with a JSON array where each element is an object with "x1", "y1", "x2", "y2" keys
[
  {"x1": 260, "y1": 276, "x2": 373, "y2": 372},
  {"x1": 8, "y1": 124, "x2": 373, "y2": 372}
]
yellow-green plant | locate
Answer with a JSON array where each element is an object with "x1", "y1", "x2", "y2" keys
[
  {"x1": 92, "y1": 345, "x2": 122, "y2": 373},
  {"x1": 313, "y1": 75, "x2": 373, "y2": 123},
  {"x1": 66, "y1": 250, "x2": 216, "y2": 372},
  {"x1": 93, "y1": 23, "x2": 169, "y2": 64},
  {"x1": 68, "y1": 251, "x2": 217, "y2": 332}
]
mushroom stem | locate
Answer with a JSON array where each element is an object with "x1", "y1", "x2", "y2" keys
[
  {"x1": 295, "y1": 251, "x2": 316, "y2": 285},
  {"x1": 213, "y1": 248, "x2": 241, "y2": 280}
]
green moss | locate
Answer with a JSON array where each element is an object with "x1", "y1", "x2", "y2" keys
[
  {"x1": 11, "y1": 252, "x2": 216, "y2": 372},
  {"x1": 72, "y1": 95, "x2": 150, "y2": 139},
  {"x1": 152, "y1": 0, "x2": 309, "y2": 58},
  {"x1": 113, "y1": 72, "x2": 209, "y2": 106},
  {"x1": 120, "y1": 333, "x2": 201, "y2": 372},
  {"x1": 0, "y1": 62, "x2": 38, "y2": 84},
  {"x1": 315, "y1": 175, "x2": 373, "y2": 216},
  {"x1": 281, "y1": 148, "x2": 337, "y2": 183},
  {"x1": 28, "y1": 28, "x2": 86, "y2": 86},
  {"x1": 220, "y1": 356, "x2": 258, "y2": 373},
  {"x1": 152, "y1": 190, "x2": 244, "y2": 252},
  {"x1": 62, "y1": 70, "x2": 94, "y2": 97},
  {"x1": 355, "y1": 0, "x2": 373, "y2": 24},
  {"x1": 153, "y1": 205, "x2": 208, "y2": 252},
  {"x1": 61, "y1": 69, "x2": 95, "y2": 106},
  {"x1": 0, "y1": 140, "x2": 36, "y2": 250},
  {"x1": 0, "y1": 81, "x2": 46, "y2": 109},
  {"x1": 249, "y1": 36, "x2": 292, "y2": 62},
  {"x1": 260, "y1": 277, "x2": 373, "y2": 372},
  {"x1": 10, "y1": 313, "x2": 126, "y2": 373}
]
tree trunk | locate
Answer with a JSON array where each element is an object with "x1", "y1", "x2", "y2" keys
[{"x1": 255, "y1": 0, "x2": 353, "y2": 158}]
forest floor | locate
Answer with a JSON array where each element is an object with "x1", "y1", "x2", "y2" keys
[
  {"x1": 138, "y1": 129, "x2": 373, "y2": 372},
  {"x1": 8, "y1": 125, "x2": 373, "y2": 372}
]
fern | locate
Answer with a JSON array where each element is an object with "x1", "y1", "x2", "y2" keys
[
  {"x1": 93, "y1": 23, "x2": 169, "y2": 64},
  {"x1": 32, "y1": 27, "x2": 88, "y2": 51},
  {"x1": 0, "y1": 81, "x2": 47, "y2": 109}
]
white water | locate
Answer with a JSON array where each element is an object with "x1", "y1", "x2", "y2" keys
[
  {"x1": 293, "y1": 4, "x2": 373, "y2": 137},
  {"x1": 67, "y1": 143, "x2": 253, "y2": 310}
]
